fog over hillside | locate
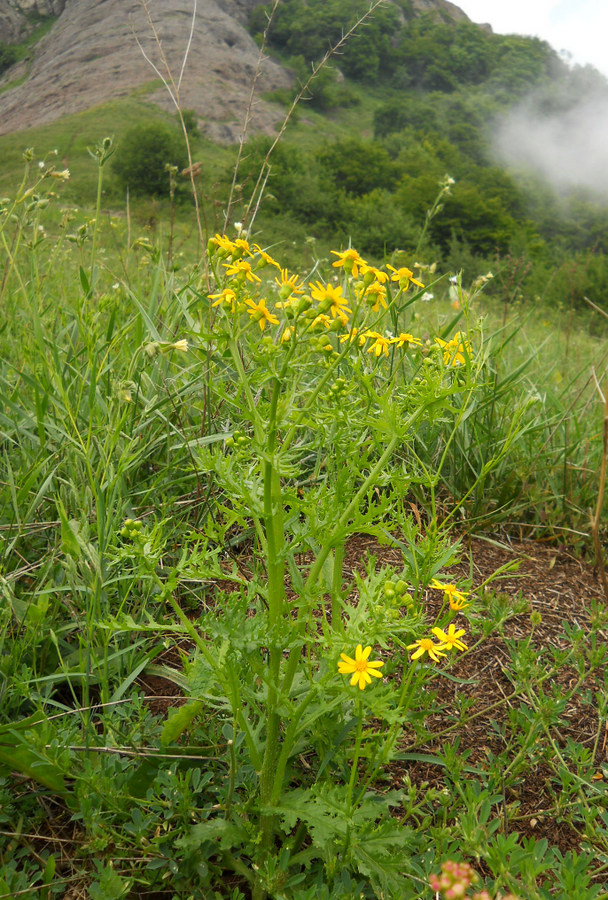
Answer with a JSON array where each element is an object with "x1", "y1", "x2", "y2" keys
[{"x1": 492, "y1": 72, "x2": 608, "y2": 198}]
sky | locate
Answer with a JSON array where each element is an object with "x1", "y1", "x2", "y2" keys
[{"x1": 455, "y1": 0, "x2": 608, "y2": 77}]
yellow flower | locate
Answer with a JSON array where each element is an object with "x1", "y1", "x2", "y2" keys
[
  {"x1": 281, "y1": 326, "x2": 293, "y2": 343},
  {"x1": 311, "y1": 313, "x2": 332, "y2": 330},
  {"x1": 245, "y1": 297, "x2": 279, "y2": 331},
  {"x1": 435, "y1": 332, "x2": 471, "y2": 367},
  {"x1": 253, "y1": 243, "x2": 281, "y2": 269},
  {"x1": 210, "y1": 233, "x2": 235, "y2": 255},
  {"x1": 432, "y1": 624, "x2": 468, "y2": 653},
  {"x1": 430, "y1": 579, "x2": 469, "y2": 611},
  {"x1": 309, "y1": 281, "x2": 352, "y2": 319},
  {"x1": 331, "y1": 248, "x2": 366, "y2": 278},
  {"x1": 395, "y1": 332, "x2": 423, "y2": 349},
  {"x1": 362, "y1": 281, "x2": 388, "y2": 312},
  {"x1": 209, "y1": 287, "x2": 238, "y2": 311},
  {"x1": 359, "y1": 263, "x2": 389, "y2": 285},
  {"x1": 364, "y1": 330, "x2": 393, "y2": 358},
  {"x1": 387, "y1": 264, "x2": 425, "y2": 291},
  {"x1": 338, "y1": 644, "x2": 384, "y2": 690},
  {"x1": 223, "y1": 259, "x2": 261, "y2": 283},
  {"x1": 275, "y1": 268, "x2": 304, "y2": 297},
  {"x1": 406, "y1": 637, "x2": 446, "y2": 663},
  {"x1": 339, "y1": 327, "x2": 367, "y2": 348},
  {"x1": 232, "y1": 237, "x2": 252, "y2": 258}
]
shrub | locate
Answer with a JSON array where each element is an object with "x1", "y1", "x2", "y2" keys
[{"x1": 112, "y1": 121, "x2": 189, "y2": 197}]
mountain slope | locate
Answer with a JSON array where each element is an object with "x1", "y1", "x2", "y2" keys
[
  {"x1": 0, "y1": 0, "x2": 477, "y2": 141},
  {"x1": 0, "y1": 0, "x2": 291, "y2": 142}
]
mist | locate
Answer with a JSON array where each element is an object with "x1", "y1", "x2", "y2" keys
[{"x1": 492, "y1": 87, "x2": 608, "y2": 198}]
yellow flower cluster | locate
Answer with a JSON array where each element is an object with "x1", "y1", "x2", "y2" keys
[
  {"x1": 434, "y1": 331, "x2": 471, "y2": 367},
  {"x1": 207, "y1": 236, "x2": 436, "y2": 355},
  {"x1": 407, "y1": 624, "x2": 468, "y2": 663}
]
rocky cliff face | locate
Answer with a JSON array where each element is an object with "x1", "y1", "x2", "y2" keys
[
  {"x1": 0, "y1": 0, "x2": 292, "y2": 141},
  {"x1": 0, "y1": 0, "x2": 474, "y2": 142},
  {"x1": 0, "y1": 0, "x2": 66, "y2": 44}
]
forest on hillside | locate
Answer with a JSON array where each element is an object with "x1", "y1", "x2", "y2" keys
[{"x1": 243, "y1": 0, "x2": 608, "y2": 311}]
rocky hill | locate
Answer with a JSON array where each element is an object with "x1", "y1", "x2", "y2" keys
[{"x1": 0, "y1": 0, "x2": 475, "y2": 142}]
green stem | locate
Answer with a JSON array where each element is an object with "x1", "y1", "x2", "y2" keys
[
  {"x1": 89, "y1": 160, "x2": 104, "y2": 287},
  {"x1": 343, "y1": 697, "x2": 364, "y2": 853},
  {"x1": 353, "y1": 661, "x2": 418, "y2": 807},
  {"x1": 258, "y1": 374, "x2": 288, "y2": 854},
  {"x1": 282, "y1": 434, "x2": 400, "y2": 697},
  {"x1": 270, "y1": 689, "x2": 317, "y2": 805},
  {"x1": 331, "y1": 541, "x2": 345, "y2": 631}
]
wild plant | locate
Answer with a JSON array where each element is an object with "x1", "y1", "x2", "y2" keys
[{"x1": 116, "y1": 232, "x2": 500, "y2": 899}]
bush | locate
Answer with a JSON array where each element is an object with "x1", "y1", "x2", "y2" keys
[
  {"x1": 0, "y1": 44, "x2": 18, "y2": 76},
  {"x1": 112, "y1": 121, "x2": 189, "y2": 197}
]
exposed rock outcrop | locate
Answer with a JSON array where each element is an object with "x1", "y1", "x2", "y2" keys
[
  {"x1": 0, "y1": 0, "x2": 478, "y2": 143},
  {"x1": 0, "y1": 0, "x2": 66, "y2": 44},
  {"x1": 0, "y1": 0, "x2": 291, "y2": 141}
]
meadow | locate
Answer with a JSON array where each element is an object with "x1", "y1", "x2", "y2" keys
[{"x1": 2, "y1": 111, "x2": 608, "y2": 900}]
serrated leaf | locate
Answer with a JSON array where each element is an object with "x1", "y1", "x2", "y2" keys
[
  {"x1": 176, "y1": 818, "x2": 248, "y2": 852},
  {"x1": 160, "y1": 699, "x2": 204, "y2": 746}
]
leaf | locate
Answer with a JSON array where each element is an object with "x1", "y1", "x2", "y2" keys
[
  {"x1": 160, "y1": 699, "x2": 205, "y2": 747},
  {"x1": 0, "y1": 712, "x2": 69, "y2": 798},
  {"x1": 57, "y1": 499, "x2": 81, "y2": 560},
  {"x1": 79, "y1": 265, "x2": 91, "y2": 297},
  {"x1": 88, "y1": 863, "x2": 130, "y2": 899},
  {"x1": 176, "y1": 818, "x2": 248, "y2": 853}
]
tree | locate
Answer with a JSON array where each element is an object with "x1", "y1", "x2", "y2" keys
[{"x1": 112, "y1": 122, "x2": 189, "y2": 197}]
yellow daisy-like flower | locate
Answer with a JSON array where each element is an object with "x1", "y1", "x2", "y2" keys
[
  {"x1": 339, "y1": 327, "x2": 367, "y2": 348},
  {"x1": 362, "y1": 281, "x2": 388, "y2": 313},
  {"x1": 430, "y1": 579, "x2": 469, "y2": 611},
  {"x1": 395, "y1": 332, "x2": 423, "y2": 349},
  {"x1": 338, "y1": 644, "x2": 384, "y2": 690},
  {"x1": 210, "y1": 233, "x2": 236, "y2": 255},
  {"x1": 364, "y1": 330, "x2": 393, "y2": 358},
  {"x1": 232, "y1": 237, "x2": 252, "y2": 258},
  {"x1": 432, "y1": 624, "x2": 468, "y2": 653},
  {"x1": 209, "y1": 287, "x2": 238, "y2": 311},
  {"x1": 435, "y1": 332, "x2": 471, "y2": 367},
  {"x1": 309, "y1": 281, "x2": 352, "y2": 319},
  {"x1": 223, "y1": 259, "x2": 262, "y2": 283},
  {"x1": 406, "y1": 637, "x2": 446, "y2": 663},
  {"x1": 281, "y1": 326, "x2": 293, "y2": 343},
  {"x1": 275, "y1": 268, "x2": 304, "y2": 297},
  {"x1": 245, "y1": 297, "x2": 279, "y2": 331},
  {"x1": 253, "y1": 243, "x2": 281, "y2": 269},
  {"x1": 311, "y1": 313, "x2": 332, "y2": 330},
  {"x1": 359, "y1": 263, "x2": 389, "y2": 285},
  {"x1": 387, "y1": 264, "x2": 425, "y2": 291},
  {"x1": 331, "y1": 248, "x2": 367, "y2": 278}
]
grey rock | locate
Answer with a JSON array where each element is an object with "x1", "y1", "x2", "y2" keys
[
  {"x1": 0, "y1": 0, "x2": 66, "y2": 44},
  {"x1": 0, "y1": 0, "x2": 291, "y2": 141}
]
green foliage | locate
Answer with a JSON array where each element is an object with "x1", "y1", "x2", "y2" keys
[
  {"x1": 112, "y1": 121, "x2": 188, "y2": 197},
  {"x1": 1, "y1": 153, "x2": 608, "y2": 898},
  {"x1": 0, "y1": 44, "x2": 18, "y2": 76}
]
